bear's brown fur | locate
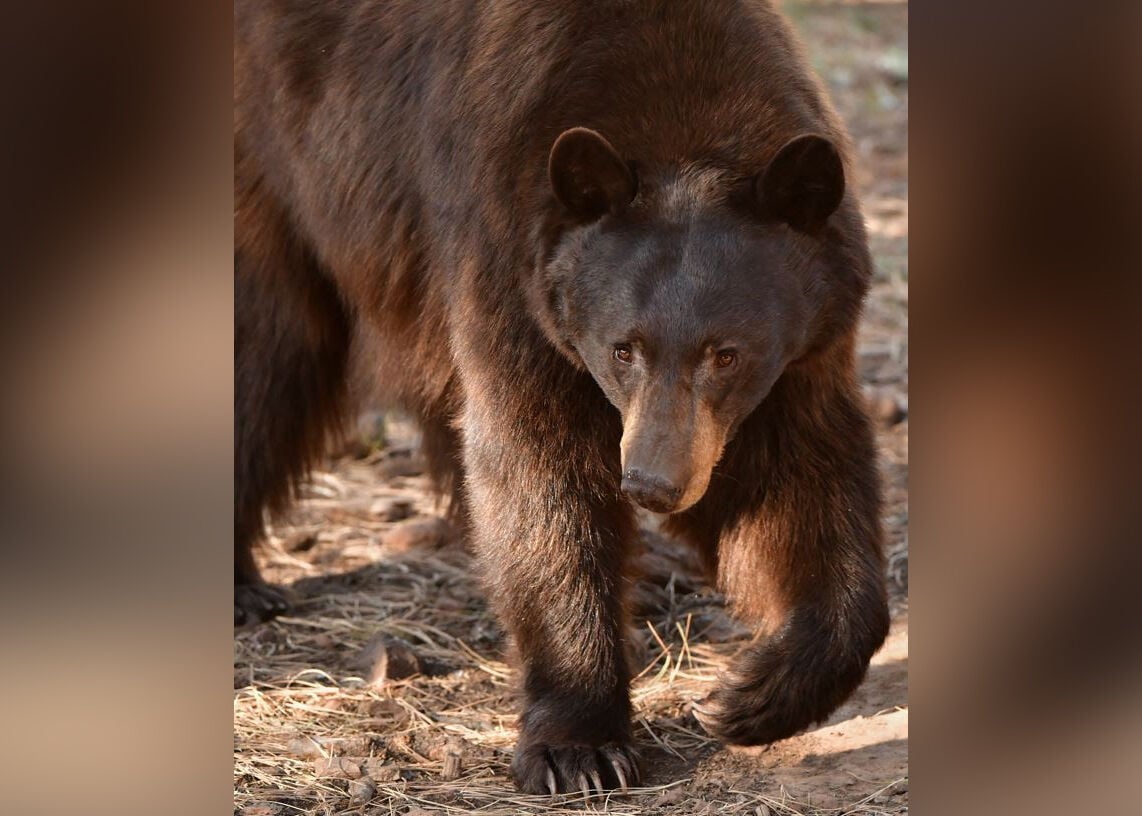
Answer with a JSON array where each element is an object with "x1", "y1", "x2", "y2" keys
[{"x1": 235, "y1": 0, "x2": 889, "y2": 794}]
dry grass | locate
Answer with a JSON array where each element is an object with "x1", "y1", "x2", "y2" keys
[{"x1": 235, "y1": 444, "x2": 907, "y2": 815}]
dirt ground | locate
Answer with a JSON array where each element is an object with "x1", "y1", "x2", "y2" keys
[{"x1": 234, "y1": 2, "x2": 908, "y2": 814}]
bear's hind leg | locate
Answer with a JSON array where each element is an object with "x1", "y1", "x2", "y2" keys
[
  {"x1": 417, "y1": 405, "x2": 468, "y2": 527},
  {"x1": 234, "y1": 165, "x2": 351, "y2": 626}
]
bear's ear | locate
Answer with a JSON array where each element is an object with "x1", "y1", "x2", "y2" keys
[
  {"x1": 548, "y1": 127, "x2": 637, "y2": 221},
  {"x1": 755, "y1": 134, "x2": 845, "y2": 232}
]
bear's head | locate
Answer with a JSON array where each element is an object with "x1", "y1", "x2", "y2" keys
[{"x1": 541, "y1": 127, "x2": 848, "y2": 514}]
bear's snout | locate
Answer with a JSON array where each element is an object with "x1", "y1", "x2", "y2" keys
[{"x1": 621, "y1": 468, "x2": 683, "y2": 514}]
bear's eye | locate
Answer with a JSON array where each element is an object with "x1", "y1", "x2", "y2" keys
[
  {"x1": 714, "y1": 349, "x2": 737, "y2": 369},
  {"x1": 613, "y1": 344, "x2": 633, "y2": 364}
]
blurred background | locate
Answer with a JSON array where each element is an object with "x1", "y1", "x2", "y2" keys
[{"x1": 0, "y1": 1, "x2": 1139, "y2": 814}]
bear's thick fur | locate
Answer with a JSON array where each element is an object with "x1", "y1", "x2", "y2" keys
[{"x1": 235, "y1": 0, "x2": 889, "y2": 794}]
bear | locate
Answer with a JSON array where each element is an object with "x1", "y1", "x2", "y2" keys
[{"x1": 234, "y1": 0, "x2": 890, "y2": 795}]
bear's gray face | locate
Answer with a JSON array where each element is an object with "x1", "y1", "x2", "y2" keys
[
  {"x1": 552, "y1": 216, "x2": 812, "y2": 514},
  {"x1": 545, "y1": 127, "x2": 844, "y2": 513}
]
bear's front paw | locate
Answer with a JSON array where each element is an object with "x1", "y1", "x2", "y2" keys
[
  {"x1": 692, "y1": 679, "x2": 801, "y2": 746},
  {"x1": 692, "y1": 633, "x2": 871, "y2": 745},
  {"x1": 689, "y1": 657, "x2": 826, "y2": 748},
  {"x1": 512, "y1": 740, "x2": 639, "y2": 796}
]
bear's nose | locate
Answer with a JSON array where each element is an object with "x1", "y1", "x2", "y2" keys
[{"x1": 621, "y1": 469, "x2": 683, "y2": 514}]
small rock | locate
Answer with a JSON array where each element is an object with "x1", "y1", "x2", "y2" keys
[
  {"x1": 361, "y1": 760, "x2": 402, "y2": 782},
  {"x1": 239, "y1": 805, "x2": 282, "y2": 816},
  {"x1": 417, "y1": 731, "x2": 451, "y2": 761},
  {"x1": 370, "y1": 498, "x2": 415, "y2": 521},
  {"x1": 286, "y1": 736, "x2": 324, "y2": 759},
  {"x1": 378, "y1": 452, "x2": 425, "y2": 479},
  {"x1": 348, "y1": 776, "x2": 377, "y2": 807},
  {"x1": 313, "y1": 757, "x2": 363, "y2": 779},
  {"x1": 333, "y1": 736, "x2": 374, "y2": 756},
  {"x1": 756, "y1": 805, "x2": 773, "y2": 816},
  {"x1": 364, "y1": 698, "x2": 411, "y2": 726},
  {"x1": 384, "y1": 517, "x2": 452, "y2": 552},
  {"x1": 290, "y1": 735, "x2": 375, "y2": 758},
  {"x1": 354, "y1": 635, "x2": 422, "y2": 686},
  {"x1": 864, "y1": 386, "x2": 907, "y2": 426},
  {"x1": 876, "y1": 395, "x2": 903, "y2": 424},
  {"x1": 283, "y1": 532, "x2": 317, "y2": 552}
]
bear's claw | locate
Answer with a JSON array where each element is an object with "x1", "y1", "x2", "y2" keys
[{"x1": 513, "y1": 742, "x2": 639, "y2": 796}]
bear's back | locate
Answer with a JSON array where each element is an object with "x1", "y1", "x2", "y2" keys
[{"x1": 237, "y1": 1, "x2": 848, "y2": 259}]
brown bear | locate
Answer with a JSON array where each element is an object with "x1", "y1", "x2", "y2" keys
[{"x1": 235, "y1": 0, "x2": 889, "y2": 795}]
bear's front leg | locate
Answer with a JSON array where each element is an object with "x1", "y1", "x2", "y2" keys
[
  {"x1": 461, "y1": 379, "x2": 640, "y2": 795},
  {"x1": 672, "y1": 362, "x2": 890, "y2": 745}
]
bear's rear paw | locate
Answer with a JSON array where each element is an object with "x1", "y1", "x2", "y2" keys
[
  {"x1": 234, "y1": 583, "x2": 291, "y2": 627},
  {"x1": 512, "y1": 741, "x2": 639, "y2": 796}
]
